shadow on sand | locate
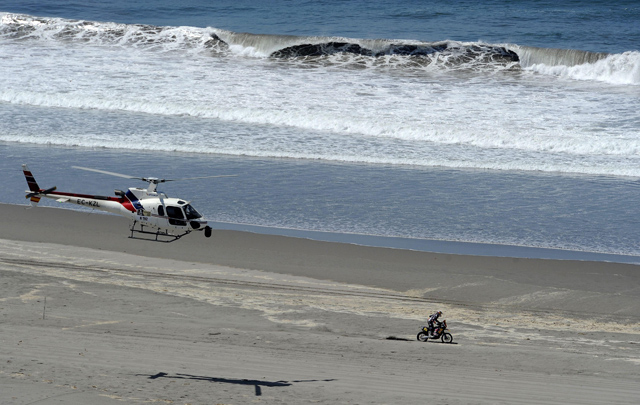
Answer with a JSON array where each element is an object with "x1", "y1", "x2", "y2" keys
[{"x1": 140, "y1": 372, "x2": 336, "y2": 396}]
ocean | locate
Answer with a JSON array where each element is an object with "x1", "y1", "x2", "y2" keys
[{"x1": 1, "y1": 1, "x2": 639, "y2": 261}]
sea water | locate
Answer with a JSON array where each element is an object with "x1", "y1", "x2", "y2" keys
[{"x1": 1, "y1": 1, "x2": 639, "y2": 260}]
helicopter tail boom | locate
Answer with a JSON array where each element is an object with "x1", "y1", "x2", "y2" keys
[{"x1": 22, "y1": 164, "x2": 130, "y2": 215}]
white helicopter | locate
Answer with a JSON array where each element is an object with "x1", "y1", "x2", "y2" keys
[{"x1": 22, "y1": 164, "x2": 235, "y2": 242}]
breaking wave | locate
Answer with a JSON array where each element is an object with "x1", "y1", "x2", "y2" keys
[
  {"x1": 3, "y1": 11, "x2": 636, "y2": 82},
  {"x1": 515, "y1": 45, "x2": 640, "y2": 85},
  {"x1": 208, "y1": 31, "x2": 519, "y2": 71},
  {"x1": 3, "y1": 12, "x2": 639, "y2": 83},
  {"x1": 0, "y1": 13, "x2": 225, "y2": 52}
]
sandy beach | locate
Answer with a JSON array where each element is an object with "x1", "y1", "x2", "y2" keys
[{"x1": 1, "y1": 203, "x2": 639, "y2": 404}]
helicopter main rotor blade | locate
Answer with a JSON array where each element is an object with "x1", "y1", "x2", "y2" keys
[
  {"x1": 72, "y1": 166, "x2": 236, "y2": 184},
  {"x1": 163, "y1": 174, "x2": 238, "y2": 182},
  {"x1": 72, "y1": 166, "x2": 144, "y2": 180}
]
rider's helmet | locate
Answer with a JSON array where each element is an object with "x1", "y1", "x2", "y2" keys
[{"x1": 437, "y1": 311, "x2": 442, "y2": 316}]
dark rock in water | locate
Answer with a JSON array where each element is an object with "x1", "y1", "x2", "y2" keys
[
  {"x1": 382, "y1": 43, "x2": 449, "y2": 57},
  {"x1": 502, "y1": 48, "x2": 520, "y2": 62},
  {"x1": 432, "y1": 44, "x2": 520, "y2": 63},
  {"x1": 271, "y1": 42, "x2": 375, "y2": 57},
  {"x1": 270, "y1": 40, "x2": 519, "y2": 64},
  {"x1": 209, "y1": 33, "x2": 224, "y2": 43},
  {"x1": 480, "y1": 46, "x2": 520, "y2": 62},
  {"x1": 271, "y1": 42, "x2": 451, "y2": 58},
  {"x1": 205, "y1": 33, "x2": 229, "y2": 50}
]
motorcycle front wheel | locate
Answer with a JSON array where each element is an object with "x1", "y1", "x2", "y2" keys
[
  {"x1": 441, "y1": 333, "x2": 453, "y2": 343},
  {"x1": 417, "y1": 332, "x2": 429, "y2": 342}
]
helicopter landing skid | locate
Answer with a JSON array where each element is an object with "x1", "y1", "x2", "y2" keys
[{"x1": 129, "y1": 221, "x2": 190, "y2": 243}]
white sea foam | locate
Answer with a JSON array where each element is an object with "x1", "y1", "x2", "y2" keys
[
  {"x1": 528, "y1": 52, "x2": 640, "y2": 85},
  {"x1": 513, "y1": 45, "x2": 640, "y2": 85},
  {"x1": 1, "y1": 13, "x2": 639, "y2": 177}
]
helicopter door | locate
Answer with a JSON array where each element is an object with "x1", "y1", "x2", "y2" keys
[{"x1": 166, "y1": 206, "x2": 187, "y2": 226}]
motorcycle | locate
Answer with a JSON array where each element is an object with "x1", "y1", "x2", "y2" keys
[{"x1": 417, "y1": 320, "x2": 453, "y2": 343}]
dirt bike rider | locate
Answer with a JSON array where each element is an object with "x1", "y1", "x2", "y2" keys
[{"x1": 427, "y1": 311, "x2": 443, "y2": 337}]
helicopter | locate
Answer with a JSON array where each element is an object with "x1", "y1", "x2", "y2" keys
[{"x1": 22, "y1": 164, "x2": 235, "y2": 242}]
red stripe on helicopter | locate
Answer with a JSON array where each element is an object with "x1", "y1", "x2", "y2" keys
[
  {"x1": 120, "y1": 200, "x2": 135, "y2": 212},
  {"x1": 23, "y1": 171, "x2": 39, "y2": 192}
]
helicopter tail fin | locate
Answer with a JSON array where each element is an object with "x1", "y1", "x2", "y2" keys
[
  {"x1": 22, "y1": 164, "x2": 57, "y2": 206},
  {"x1": 23, "y1": 164, "x2": 40, "y2": 192},
  {"x1": 22, "y1": 164, "x2": 41, "y2": 204}
]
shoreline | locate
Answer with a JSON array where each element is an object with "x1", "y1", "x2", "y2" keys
[
  {"x1": 209, "y1": 221, "x2": 640, "y2": 264},
  {"x1": 5, "y1": 202, "x2": 640, "y2": 264},
  {"x1": 2, "y1": 202, "x2": 639, "y2": 318}
]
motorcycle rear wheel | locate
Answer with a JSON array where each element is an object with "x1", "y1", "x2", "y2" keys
[
  {"x1": 442, "y1": 333, "x2": 453, "y2": 343},
  {"x1": 417, "y1": 332, "x2": 429, "y2": 342}
]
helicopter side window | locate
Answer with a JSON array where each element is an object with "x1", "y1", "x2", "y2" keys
[
  {"x1": 158, "y1": 205, "x2": 165, "y2": 216},
  {"x1": 166, "y1": 206, "x2": 184, "y2": 219},
  {"x1": 183, "y1": 204, "x2": 202, "y2": 220},
  {"x1": 166, "y1": 206, "x2": 186, "y2": 226}
]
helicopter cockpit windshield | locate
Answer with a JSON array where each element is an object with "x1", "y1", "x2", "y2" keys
[{"x1": 183, "y1": 204, "x2": 203, "y2": 220}]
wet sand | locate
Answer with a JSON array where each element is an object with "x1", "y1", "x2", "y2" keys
[{"x1": 1, "y1": 203, "x2": 639, "y2": 404}]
